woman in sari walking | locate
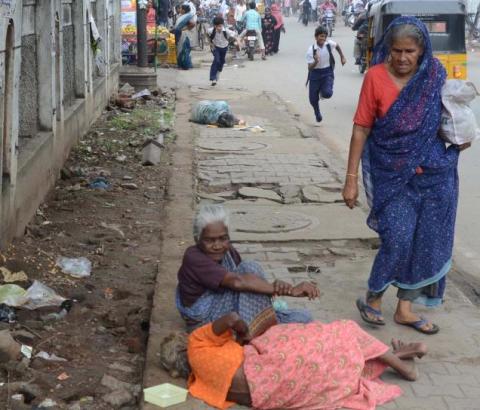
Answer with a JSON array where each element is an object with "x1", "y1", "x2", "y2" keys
[
  {"x1": 173, "y1": 4, "x2": 195, "y2": 70},
  {"x1": 343, "y1": 16, "x2": 471, "y2": 334},
  {"x1": 262, "y1": 8, "x2": 277, "y2": 56}
]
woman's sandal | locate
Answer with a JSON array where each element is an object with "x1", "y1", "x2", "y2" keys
[
  {"x1": 356, "y1": 298, "x2": 385, "y2": 326},
  {"x1": 394, "y1": 316, "x2": 440, "y2": 335}
]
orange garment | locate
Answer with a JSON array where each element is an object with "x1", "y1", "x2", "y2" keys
[
  {"x1": 354, "y1": 64, "x2": 401, "y2": 128},
  {"x1": 187, "y1": 323, "x2": 244, "y2": 410}
]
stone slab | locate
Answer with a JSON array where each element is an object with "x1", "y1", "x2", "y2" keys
[
  {"x1": 224, "y1": 202, "x2": 376, "y2": 242},
  {"x1": 302, "y1": 185, "x2": 342, "y2": 203},
  {"x1": 238, "y1": 187, "x2": 282, "y2": 203}
]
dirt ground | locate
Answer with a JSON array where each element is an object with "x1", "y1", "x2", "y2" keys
[{"x1": 0, "y1": 88, "x2": 176, "y2": 409}]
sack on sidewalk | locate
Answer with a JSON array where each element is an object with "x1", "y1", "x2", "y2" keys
[
  {"x1": 439, "y1": 80, "x2": 480, "y2": 145},
  {"x1": 190, "y1": 100, "x2": 236, "y2": 127}
]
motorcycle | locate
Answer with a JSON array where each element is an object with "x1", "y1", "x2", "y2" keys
[
  {"x1": 321, "y1": 9, "x2": 335, "y2": 36},
  {"x1": 245, "y1": 29, "x2": 257, "y2": 61}
]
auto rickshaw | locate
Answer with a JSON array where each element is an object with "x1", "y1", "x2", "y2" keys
[{"x1": 365, "y1": 0, "x2": 467, "y2": 79}]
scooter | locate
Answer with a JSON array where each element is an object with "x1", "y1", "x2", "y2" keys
[{"x1": 245, "y1": 29, "x2": 257, "y2": 61}]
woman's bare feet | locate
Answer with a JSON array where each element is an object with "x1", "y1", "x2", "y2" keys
[{"x1": 392, "y1": 339, "x2": 428, "y2": 360}]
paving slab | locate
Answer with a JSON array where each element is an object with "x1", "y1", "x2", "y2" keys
[{"x1": 224, "y1": 202, "x2": 377, "y2": 242}]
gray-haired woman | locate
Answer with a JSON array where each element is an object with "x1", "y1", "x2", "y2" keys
[{"x1": 176, "y1": 204, "x2": 319, "y2": 334}]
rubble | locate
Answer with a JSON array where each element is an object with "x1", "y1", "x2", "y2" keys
[{"x1": 0, "y1": 329, "x2": 21, "y2": 361}]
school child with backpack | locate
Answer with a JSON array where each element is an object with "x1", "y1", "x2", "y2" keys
[
  {"x1": 306, "y1": 25, "x2": 347, "y2": 123},
  {"x1": 207, "y1": 16, "x2": 237, "y2": 86}
]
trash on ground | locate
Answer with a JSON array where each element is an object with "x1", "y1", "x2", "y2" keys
[
  {"x1": 89, "y1": 177, "x2": 111, "y2": 190},
  {"x1": 20, "y1": 344, "x2": 33, "y2": 359},
  {"x1": 119, "y1": 83, "x2": 135, "y2": 96},
  {"x1": 57, "y1": 372, "x2": 70, "y2": 381},
  {"x1": 35, "y1": 351, "x2": 68, "y2": 362},
  {"x1": 23, "y1": 280, "x2": 66, "y2": 310},
  {"x1": 143, "y1": 383, "x2": 188, "y2": 408},
  {"x1": 100, "y1": 222, "x2": 125, "y2": 238},
  {"x1": 0, "y1": 284, "x2": 27, "y2": 307},
  {"x1": 56, "y1": 256, "x2": 92, "y2": 278},
  {"x1": 116, "y1": 154, "x2": 127, "y2": 163},
  {"x1": 104, "y1": 288, "x2": 114, "y2": 300},
  {"x1": 233, "y1": 125, "x2": 266, "y2": 133},
  {"x1": 0, "y1": 329, "x2": 21, "y2": 361},
  {"x1": 41, "y1": 299, "x2": 72, "y2": 322},
  {"x1": 0, "y1": 267, "x2": 29, "y2": 283},
  {"x1": 142, "y1": 135, "x2": 165, "y2": 166},
  {"x1": 0, "y1": 303, "x2": 17, "y2": 322},
  {"x1": 38, "y1": 398, "x2": 58, "y2": 408},
  {"x1": 132, "y1": 89, "x2": 152, "y2": 100}
]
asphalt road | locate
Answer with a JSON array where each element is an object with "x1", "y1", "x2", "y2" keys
[{"x1": 185, "y1": 16, "x2": 480, "y2": 280}]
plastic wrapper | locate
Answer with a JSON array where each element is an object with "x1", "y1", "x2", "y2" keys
[
  {"x1": 23, "y1": 281, "x2": 66, "y2": 310},
  {"x1": 56, "y1": 256, "x2": 92, "y2": 278},
  {"x1": 439, "y1": 80, "x2": 480, "y2": 145}
]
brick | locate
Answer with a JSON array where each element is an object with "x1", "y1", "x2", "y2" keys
[
  {"x1": 266, "y1": 252, "x2": 300, "y2": 262},
  {"x1": 459, "y1": 384, "x2": 480, "y2": 398},
  {"x1": 393, "y1": 396, "x2": 449, "y2": 410},
  {"x1": 411, "y1": 382, "x2": 464, "y2": 398},
  {"x1": 420, "y1": 362, "x2": 449, "y2": 375},
  {"x1": 443, "y1": 397, "x2": 480, "y2": 410},
  {"x1": 429, "y1": 374, "x2": 470, "y2": 387}
]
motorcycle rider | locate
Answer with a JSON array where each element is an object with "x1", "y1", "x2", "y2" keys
[
  {"x1": 352, "y1": 10, "x2": 368, "y2": 65},
  {"x1": 239, "y1": 1, "x2": 266, "y2": 60}
]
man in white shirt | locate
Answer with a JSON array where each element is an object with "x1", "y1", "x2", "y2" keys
[
  {"x1": 306, "y1": 25, "x2": 346, "y2": 123},
  {"x1": 310, "y1": 0, "x2": 318, "y2": 22},
  {"x1": 208, "y1": 16, "x2": 237, "y2": 85}
]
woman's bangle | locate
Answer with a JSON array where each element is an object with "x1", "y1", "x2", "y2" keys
[{"x1": 346, "y1": 173, "x2": 358, "y2": 178}]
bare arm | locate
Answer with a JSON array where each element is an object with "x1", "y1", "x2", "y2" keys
[
  {"x1": 342, "y1": 124, "x2": 371, "y2": 209},
  {"x1": 221, "y1": 271, "x2": 320, "y2": 299},
  {"x1": 335, "y1": 44, "x2": 346, "y2": 65},
  {"x1": 212, "y1": 312, "x2": 248, "y2": 336}
]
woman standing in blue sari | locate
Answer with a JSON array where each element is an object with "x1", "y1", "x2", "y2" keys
[
  {"x1": 343, "y1": 17, "x2": 471, "y2": 334},
  {"x1": 173, "y1": 4, "x2": 195, "y2": 70}
]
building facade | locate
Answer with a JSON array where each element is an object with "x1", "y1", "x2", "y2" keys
[{"x1": 0, "y1": 0, "x2": 121, "y2": 245}]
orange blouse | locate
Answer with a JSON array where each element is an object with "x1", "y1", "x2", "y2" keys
[
  {"x1": 353, "y1": 64, "x2": 401, "y2": 128},
  {"x1": 187, "y1": 323, "x2": 244, "y2": 409}
]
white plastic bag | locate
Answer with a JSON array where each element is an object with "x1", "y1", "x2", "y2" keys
[
  {"x1": 439, "y1": 80, "x2": 480, "y2": 145},
  {"x1": 56, "y1": 256, "x2": 92, "y2": 278},
  {"x1": 23, "y1": 280, "x2": 65, "y2": 310}
]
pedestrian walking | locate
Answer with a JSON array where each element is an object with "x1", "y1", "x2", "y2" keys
[
  {"x1": 305, "y1": 25, "x2": 346, "y2": 123},
  {"x1": 271, "y1": 4, "x2": 285, "y2": 54},
  {"x1": 343, "y1": 16, "x2": 471, "y2": 334},
  {"x1": 207, "y1": 16, "x2": 237, "y2": 85},
  {"x1": 262, "y1": 8, "x2": 277, "y2": 56},
  {"x1": 300, "y1": 0, "x2": 312, "y2": 25}
]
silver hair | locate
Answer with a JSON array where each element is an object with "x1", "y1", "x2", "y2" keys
[
  {"x1": 387, "y1": 24, "x2": 425, "y2": 50},
  {"x1": 160, "y1": 331, "x2": 190, "y2": 379},
  {"x1": 193, "y1": 204, "x2": 230, "y2": 243}
]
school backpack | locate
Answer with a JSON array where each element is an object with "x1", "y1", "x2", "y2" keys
[{"x1": 305, "y1": 43, "x2": 335, "y2": 86}]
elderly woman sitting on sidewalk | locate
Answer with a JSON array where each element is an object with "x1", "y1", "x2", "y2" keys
[{"x1": 176, "y1": 204, "x2": 319, "y2": 334}]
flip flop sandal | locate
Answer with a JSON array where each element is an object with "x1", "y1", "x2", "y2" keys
[
  {"x1": 356, "y1": 298, "x2": 385, "y2": 326},
  {"x1": 395, "y1": 316, "x2": 440, "y2": 335}
]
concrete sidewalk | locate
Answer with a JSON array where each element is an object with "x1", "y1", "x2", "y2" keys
[{"x1": 142, "y1": 75, "x2": 480, "y2": 410}]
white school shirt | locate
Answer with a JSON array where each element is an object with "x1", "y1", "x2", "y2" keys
[
  {"x1": 207, "y1": 26, "x2": 236, "y2": 48},
  {"x1": 305, "y1": 39, "x2": 337, "y2": 69}
]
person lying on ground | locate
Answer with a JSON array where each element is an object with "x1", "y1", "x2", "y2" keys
[
  {"x1": 160, "y1": 312, "x2": 428, "y2": 410},
  {"x1": 176, "y1": 204, "x2": 319, "y2": 333},
  {"x1": 190, "y1": 100, "x2": 244, "y2": 127}
]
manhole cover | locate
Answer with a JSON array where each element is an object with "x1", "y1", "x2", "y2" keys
[
  {"x1": 198, "y1": 140, "x2": 268, "y2": 152},
  {"x1": 230, "y1": 208, "x2": 313, "y2": 233}
]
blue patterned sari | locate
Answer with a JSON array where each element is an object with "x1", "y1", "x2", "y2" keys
[
  {"x1": 174, "y1": 12, "x2": 194, "y2": 69},
  {"x1": 176, "y1": 251, "x2": 312, "y2": 332},
  {"x1": 362, "y1": 17, "x2": 460, "y2": 306}
]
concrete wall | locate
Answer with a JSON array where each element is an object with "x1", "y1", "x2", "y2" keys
[{"x1": 0, "y1": 0, "x2": 121, "y2": 245}]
